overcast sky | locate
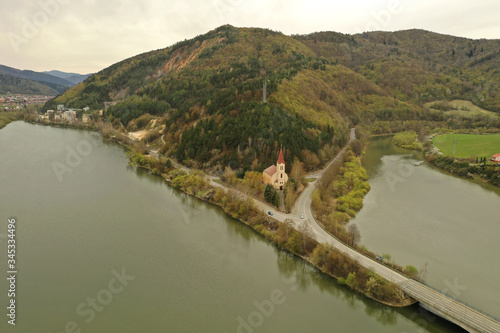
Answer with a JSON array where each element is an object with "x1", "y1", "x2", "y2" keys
[{"x1": 1, "y1": 0, "x2": 498, "y2": 74}]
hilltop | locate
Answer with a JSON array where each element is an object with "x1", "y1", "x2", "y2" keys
[{"x1": 43, "y1": 25, "x2": 500, "y2": 172}]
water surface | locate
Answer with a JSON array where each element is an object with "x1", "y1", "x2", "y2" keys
[
  {"x1": 353, "y1": 136, "x2": 500, "y2": 318},
  {"x1": 0, "y1": 123, "x2": 462, "y2": 332}
]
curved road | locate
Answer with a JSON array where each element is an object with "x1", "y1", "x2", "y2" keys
[
  {"x1": 249, "y1": 128, "x2": 500, "y2": 333},
  {"x1": 155, "y1": 128, "x2": 499, "y2": 332}
]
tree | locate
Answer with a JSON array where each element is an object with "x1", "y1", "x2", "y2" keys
[
  {"x1": 347, "y1": 223, "x2": 361, "y2": 247},
  {"x1": 349, "y1": 139, "x2": 363, "y2": 156},
  {"x1": 404, "y1": 265, "x2": 419, "y2": 278},
  {"x1": 382, "y1": 253, "x2": 392, "y2": 262},
  {"x1": 311, "y1": 243, "x2": 330, "y2": 267},
  {"x1": 273, "y1": 192, "x2": 280, "y2": 207},
  {"x1": 284, "y1": 182, "x2": 297, "y2": 213},
  {"x1": 264, "y1": 184, "x2": 274, "y2": 203},
  {"x1": 290, "y1": 158, "x2": 306, "y2": 186},
  {"x1": 298, "y1": 222, "x2": 314, "y2": 254},
  {"x1": 278, "y1": 219, "x2": 294, "y2": 245},
  {"x1": 165, "y1": 159, "x2": 173, "y2": 170}
]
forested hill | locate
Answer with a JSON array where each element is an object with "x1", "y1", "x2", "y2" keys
[{"x1": 43, "y1": 25, "x2": 499, "y2": 171}]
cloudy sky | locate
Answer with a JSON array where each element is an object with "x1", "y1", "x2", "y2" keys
[{"x1": 1, "y1": 0, "x2": 498, "y2": 74}]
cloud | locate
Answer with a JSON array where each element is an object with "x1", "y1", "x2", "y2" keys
[{"x1": 0, "y1": 0, "x2": 498, "y2": 73}]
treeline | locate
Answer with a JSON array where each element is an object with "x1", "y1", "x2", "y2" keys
[
  {"x1": 102, "y1": 127, "x2": 411, "y2": 306},
  {"x1": 174, "y1": 102, "x2": 324, "y2": 170},
  {"x1": 313, "y1": 149, "x2": 370, "y2": 245},
  {"x1": 0, "y1": 111, "x2": 21, "y2": 129},
  {"x1": 426, "y1": 154, "x2": 500, "y2": 187},
  {"x1": 392, "y1": 131, "x2": 423, "y2": 151},
  {"x1": 167, "y1": 169, "x2": 407, "y2": 305}
]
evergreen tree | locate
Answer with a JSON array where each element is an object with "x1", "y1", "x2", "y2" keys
[
  {"x1": 264, "y1": 184, "x2": 273, "y2": 201},
  {"x1": 273, "y1": 192, "x2": 280, "y2": 207}
]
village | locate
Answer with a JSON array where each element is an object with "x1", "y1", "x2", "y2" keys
[
  {"x1": 37, "y1": 104, "x2": 103, "y2": 124},
  {"x1": 0, "y1": 94, "x2": 55, "y2": 110}
]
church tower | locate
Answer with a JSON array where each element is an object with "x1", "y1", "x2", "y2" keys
[
  {"x1": 276, "y1": 148, "x2": 288, "y2": 190},
  {"x1": 262, "y1": 147, "x2": 288, "y2": 190}
]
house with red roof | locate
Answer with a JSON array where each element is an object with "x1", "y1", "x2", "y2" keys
[
  {"x1": 262, "y1": 148, "x2": 288, "y2": 190},
  {"x1": 492, "y1": 154, "x2": 500, "y2": 164}
]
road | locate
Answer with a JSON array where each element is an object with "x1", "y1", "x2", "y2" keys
[
  {"x1": 150, "y1": 128, "x2": 500, "y2": 332},
  {"x1": 239, "y1": 127, "x2": 500, "y2": 333}
]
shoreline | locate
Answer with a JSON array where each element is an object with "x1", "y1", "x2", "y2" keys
[{"x1": 20, "y1": 119, "x2": 415, "y2": 307}]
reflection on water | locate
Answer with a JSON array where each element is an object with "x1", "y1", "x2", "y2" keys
[
  {"x1": 354, "y1": 135, "x2": 500, "y2": 318},
  {"x1": 0, "y1": 123, "x2": 463, "y2": 333}
]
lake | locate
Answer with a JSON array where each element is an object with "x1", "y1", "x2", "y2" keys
[
  {"x1": 0, "y1": 122, "x2": 461, "y2": 332},
  {"x1": 352, "y1": 135, "x2": 500, "y2": 319}
]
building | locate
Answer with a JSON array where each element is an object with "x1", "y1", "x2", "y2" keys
[
  {"x1": 492, "y1": 154, "x2": 500, "y2": 164},
  {"x1": 64, "y1": 110, "x2": 77, "y2": 121},
  {"x1": 46, "y1": 110, "x2": 55, "y2": 120},
  {"x1": 57, "y1": 104, "x2": 65, "y2": 111},
  {"x1": 82, "y1": 114, "x2": 92, "y2": 123},
  {"x1": 263, "y1": 148, "x2": 288, "y2": 190}
]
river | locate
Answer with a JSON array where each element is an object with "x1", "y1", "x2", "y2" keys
[
  {"x1": 352, "y1": 135, "x2": 500, "y2": 320},
  {"x1": 0, "y1": 122, "x2": 462, "y2": 332}
]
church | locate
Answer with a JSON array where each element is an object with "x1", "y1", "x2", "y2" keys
[{"x1": 262, "y1": 148, "x2": 288, "y2": 190}]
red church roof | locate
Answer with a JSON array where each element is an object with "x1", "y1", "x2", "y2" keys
[
  {"x1": 264, "y1": 165, "x2": 277, "y2": 176},
  {"x1": 277, "y1": 148, "x2": 285, "y2": 164},
  {"x1": 493, "y1": 154, "x2": 500, "y2": 158}
]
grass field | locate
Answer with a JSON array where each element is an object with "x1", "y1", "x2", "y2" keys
[
  {"x1": 433, "y1": 134, "x2": 500, "y2": 158},
  {"x1": 425, "y1": 100, "x2": 500, "y2": 120}
]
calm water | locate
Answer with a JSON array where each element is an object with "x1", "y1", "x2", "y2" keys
[
  {"x1": 353, "y1": 136, "x2": 500, "y2": 319},
  {"x1": 0, "y1": 122, "x2": 461, "y2": 332}
]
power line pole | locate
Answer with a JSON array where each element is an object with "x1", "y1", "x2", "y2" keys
[{"x1": 263, "y1": 77, "x2": 267, "y2": 103}]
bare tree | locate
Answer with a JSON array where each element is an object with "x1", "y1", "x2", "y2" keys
[{"x1": 347, "y1": 223, "x2": 361, "y2": 247}]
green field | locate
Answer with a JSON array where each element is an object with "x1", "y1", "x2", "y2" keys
[
  {"x1": 425, "y1": 100, "x2": 500, "y2": 120},
  {"x1": 433, "y1": 134, "x2": 500, "y2": 158}
]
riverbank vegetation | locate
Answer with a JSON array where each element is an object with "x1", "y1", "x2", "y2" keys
[
  {"x1": 122, "y1": 139, "x2": 413, "y2": 306},
  {"x1": 424, "y1": 133, "x2": 500, "y2": 187},
  {"x1": 0, "y1": 111, "x2": 21, "y2": 129},
  {"x1": 169, "y1": 170, "x2": 412, "y2": 306},
  {"x1": 313, "y1": 148, "x2": 370, "y2": 245},
  {"x1": 392, "y1": 131, "x2": 423, "y2": 151},
  {"x1": 425, "y1": 154, "x2": 500, "y2": 187}
]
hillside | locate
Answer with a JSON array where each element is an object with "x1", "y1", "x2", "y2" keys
[
  {"x1": 43, "y1": 25, "x2": 500, "y2": 172},
  {"x1": 0, "y1": 74, "x2": 59, "y2": 95},
  {"x1": 0, "y1": 65, "x2": 73, "y2": 88},
  {"x1": 0, "y1": 65, "x2": 75, "y2": 94},
  {"x1": 295, "y1": 29, "x2": 500, "y2": 111}
]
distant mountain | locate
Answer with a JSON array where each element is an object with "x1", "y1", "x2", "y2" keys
[
  {"x1": 43, "y1": 70, "x2": 93, "y2": 85},
  {"x1": 0, "y1": 65, "x2": 73, "y2": 88},
  {"x1": 0, "y1": 74, "x2": 59, "y2": 95},
  {"x1": 0, "y1": 65, "x2": 78, "y2": 94}
]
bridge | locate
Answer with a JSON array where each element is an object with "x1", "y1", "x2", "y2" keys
[{"x1": 258, "y1": 128, "x2": 500, "y2": 333}]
